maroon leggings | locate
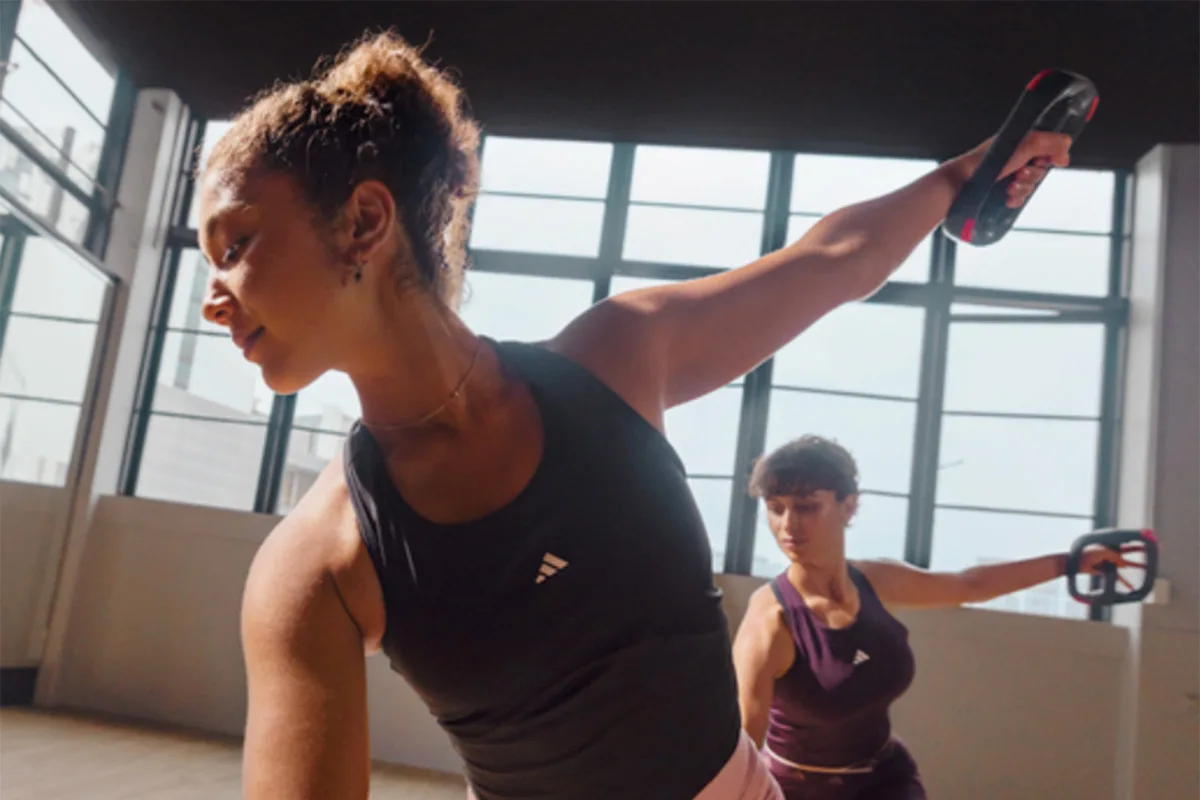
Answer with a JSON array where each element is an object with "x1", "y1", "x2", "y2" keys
[{"x1": 768, "y1": 740, "x2": 926, "y2": 800}]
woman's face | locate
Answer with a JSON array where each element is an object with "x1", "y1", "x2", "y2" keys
[
  {"x1": 197, "y1": 166, "x2": 384, "y2": 395},
  {"x1": 764, "y1": 490, "x2": 857, "y2": 563}
]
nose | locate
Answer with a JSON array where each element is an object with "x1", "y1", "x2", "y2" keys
[{"x1": 201, "y1": 273, "x2": 235, "y2": 327}]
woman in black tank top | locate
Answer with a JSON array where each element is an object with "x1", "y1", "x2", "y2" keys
[{"x1": 194, "y1": 29, "x2": 1073, "y2": 800}]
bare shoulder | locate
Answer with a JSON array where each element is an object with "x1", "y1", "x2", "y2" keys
[
  {"x1": 543, "y1": 292, "x2": 668, "y2": 429},
  {"x1": 245, "y1": 453, "x2": 386, "y2": 652},
  {"x1": 739, "y1": 582, "x2": 787, "y2": 636}
]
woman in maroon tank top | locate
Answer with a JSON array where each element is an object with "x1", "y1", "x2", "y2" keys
[{"x1": 732, "y1": 436, "x2": 1136, "y2": 799}]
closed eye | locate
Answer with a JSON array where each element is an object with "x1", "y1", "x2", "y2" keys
[{"x1": 223, "y1": 236, "x2": 250, "y2": 266}]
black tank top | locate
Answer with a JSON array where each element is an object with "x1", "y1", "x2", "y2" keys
[{"x1": 344, "y1": 339, "x2": 740, "y2": 800}]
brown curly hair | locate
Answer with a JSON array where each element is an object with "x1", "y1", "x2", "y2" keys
[
  {"x1": 204, "y1": 30, "x2": 481, "y2": 307},
  {"x1": 748, "y1": 435, "x2": 860, "y2": 501}
]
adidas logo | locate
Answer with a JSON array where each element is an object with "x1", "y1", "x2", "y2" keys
[
  {"x1": 536, "y1": 552, "x2": 568, "y2": 584},
  {"x1": 852, "y1": 649, "x2": 870, "y2": 666}
]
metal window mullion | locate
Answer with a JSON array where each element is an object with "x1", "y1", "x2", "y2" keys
[
  {"x1": 84, "y1": 72, "x2": 138, "y2": 257},
  {"x1": 119, "y1": 116, "x2": 205, "y2": 495},
  {"x1": 0, "y1": 227, "x2": 28, "y2": 364},
  {"x1": 724, "y1": 150, "x2": 793, "y2": 575},
  {"x1": 0, "y1": 1, "x2": 19, "y2": 98},
  {"x1": 904, "y1": 233, "x2": 954, "y2": 568},
  {"x1": 1088, "y1": 168, "x2": 1132, "y2": 622},
  {"x1": 254, "y1": 393, "x2": 296, "y2": 515},
  {"x1": 593, "y1": 142, "x2": 636, "y2": 302}
]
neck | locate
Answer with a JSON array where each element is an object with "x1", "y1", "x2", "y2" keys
[
  {"x1": 343, "y1": 289, "x2": 498, "y2": 436},
  {"x1": 787, "y1": 555, "x2": 853, "y2": 602}
]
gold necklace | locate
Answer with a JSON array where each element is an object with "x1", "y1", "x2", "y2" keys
[{"x1": 362, "y1": 338, "x2": 484, "y2": 431}]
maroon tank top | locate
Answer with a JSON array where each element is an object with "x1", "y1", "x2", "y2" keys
[{"x1": 766, "y1": 564, "x2": 916, "y2": 767}]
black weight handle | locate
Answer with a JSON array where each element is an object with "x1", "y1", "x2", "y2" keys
[
  {"x1": 1065, "y1": 527, "x2": 1158, "y2": 607},
  {"x1": 945, "y1": 69, "x2": 1099, "y2": 247}
]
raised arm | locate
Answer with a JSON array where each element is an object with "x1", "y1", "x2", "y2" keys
[
  {"x1": 731, "y1": 585, "x2": 795, "y2": 748},
  {"x1": 552, "y1": 133, "x2": 1071, "y2": 421},
  {"x1": 241, "y1": 522, "x2": 372, "y2": 800},
  {"x1": 854, "y1": 546, "x2": 1140, "y2": 610}
]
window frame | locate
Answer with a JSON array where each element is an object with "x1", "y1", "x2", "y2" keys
[{"x1": 122, "y1": 123, "x2": 1131, "y2": 625}]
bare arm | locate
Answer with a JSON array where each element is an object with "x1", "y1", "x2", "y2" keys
[
  {"x1": 552, "y1": 134, "x2": 1071, "y2": 420},
  {"x1": 241, "y1": 524, "x2": 371, "y2": 799},
  {"x1": 731, "y1": 586, "x2": 795, "y2": 748},
  {"x1": 855, "y1": 555, "x2": 1069, "y2": 609}
]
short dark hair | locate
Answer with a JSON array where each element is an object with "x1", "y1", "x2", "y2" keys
[
  {"x1": 206, "y1": 30, "x2": 481, "y2": 307},
  {"x1": 748, "y1": 435, "x2": 859, "y2": 500}
]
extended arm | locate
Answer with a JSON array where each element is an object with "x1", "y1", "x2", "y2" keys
[
  {"x1": 854, "y1": 555, "x2": 1070, "y2": 609},
  {"x1": 552, "y1": 133, "x2": 1071, "y2": 424}
]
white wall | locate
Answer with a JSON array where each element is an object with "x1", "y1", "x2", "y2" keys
[
  {"x1": 47, "y1": 494, "x2": 1132, "y2": 797},
  {"x1": 1120, "y1": 144, "x2": 1200, "y2": 800},
  {"x1": 0, "y1": 482, "x2": 67, "y2": 667}
]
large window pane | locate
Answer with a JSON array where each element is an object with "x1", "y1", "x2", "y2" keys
[
  {"x1": 136, "y1": 416, "x2": 267, "y2": 511},
  {"x1": 623, "y1": 206, "x2": 763, "y2": 269},
  {"x1": 690, "y1": 477, "x2": 733, "y2": 574},
  {"x1": 936, "y1": 417, "x2": 1099, "y2": 516},
  {"x1": 0, "y1": 41, "x2": 107, "y2": 183},
  {"x1": 765, "y1": 392, "x2": 916, "y2": 495},
  {"x1": 480, "y1": 137, "x2": 613, "y2": 198},
  {"x1": 1016, "y1": 169, "x2": 1114, "y2": 234},
  {"x1": 278, "y1": 371, "x2": 362, "y2": 513},
  {"x1": 11, "y1": 0, "x2": 115, "y2": 121},
  {"x1": 752, "y1": 494, "x2": 908, "y2": 578},
  {"x1": 631, "y1": 146, "x2": 770, "y2": 210},
  {"x1": 0, "y1": 317, "x2": 97, "y2": 401},
  {"x1": 771, "y1": 301, "x2": 924, "y2": 398},
  {"x1": 293, "y1": 370, "x2": 360, "y2": 434},
  {"x1": 470, "y1": 195, "x2": 605, "y2": 257},
  {"x1": 153, "y1": 332, "x2": 273, "y2": 420},
  {"x1": 787, "y1": 215, "x2": 928, "y2": 283},
  {"x1": 0, "y1": 397, "x2": 80, "y2": 485},
  {"x1": 791, "y1": 155, "x2": 935, "y2": 215},
  {"x1": 944, "y1": 323, "x2": 1104, "y2": 416},
  {"x1": 930, "y1": 508, "x2": 1093, "y2": 620},
  {"x1": 664, "y1": 386, "x2": 742, "y2": 477},
  {"x1": 954, "y1": 231, "x2": 1110, "y2": 296},
  {"x1": 459, "y1": 272, "x2": 595, "y2": 342},
  {"x1": 10, "y1": 237, "x2": 108, "y2": 318}
]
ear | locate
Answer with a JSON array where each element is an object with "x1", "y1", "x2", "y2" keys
[
  {"x1": 339, "y1": 180, "x2": 398, "y2": 269},
  {"x1": 842, "y1": 494, "x2": 859, "y2": 523}
]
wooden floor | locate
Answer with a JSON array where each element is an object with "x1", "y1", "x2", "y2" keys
[{"x1": 0, "y1": 708, "x2": 467, "y2": 799}]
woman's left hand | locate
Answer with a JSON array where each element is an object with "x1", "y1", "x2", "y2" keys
[
  {"x1": 1077, "y1": 544, "x2": 1146, "y2": 590},
  {"x1": 952, "y1": 131, "x2": 1073, "y2": 208}
]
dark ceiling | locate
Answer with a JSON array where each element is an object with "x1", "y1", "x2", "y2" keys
[{"x1": 59, "y1": 0, "x2": 1200, "y2": 169}]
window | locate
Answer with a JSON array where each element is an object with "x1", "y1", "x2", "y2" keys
[
  {"x1": 0, "y1": 217, "x2": 110, "y2": 486},
  {"x1": 750, "y1": 302, "x2": 925, "y2": 576},
  {"x1": 133, "y1": 248, "x2": 274, "y2": 510},
  {"x1": 278, "y1": 370, "x2": 359, "y2": 514},
  {"x1": 790, "y1": 154, "x2": 935, "y2": 283},
  {"x1": 470, "y1": 137, "x2": 612, "y2": 257},
  {"x1": 623, "y1": 146, "x2": 768, "y2": 269},
  {"x1": 0, "y1": 0, "x2": 116, "y2": 245},
  {"x1": 931, "y1": 320, "x2": 1104, "y2": 618}
]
